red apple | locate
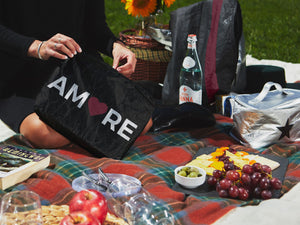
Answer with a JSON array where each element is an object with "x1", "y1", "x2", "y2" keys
[
  {"x1": 59, "y1": 211, "x2": 100, "y2": 225},
  {"x1": 69, "y1": 189, "x2": 108, "y2": 224}
]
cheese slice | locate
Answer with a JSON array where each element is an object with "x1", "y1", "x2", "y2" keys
[
  {"x1": 244, "y1": 155, "x2": 280, "y2": 170},
  {"x1": 225, "y1": 151, "x2": 251, "y2": 169},
  {"x1": 187, "y1": 158, "x2": 213, "y2": 168}
]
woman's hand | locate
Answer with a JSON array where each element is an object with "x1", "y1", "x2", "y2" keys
[
  {"x1": 28, "y1": 33, "x2": 82, "y2": 60},
  {"x1": 112, "y1": 41, "x2": 137, "y2": 77}
]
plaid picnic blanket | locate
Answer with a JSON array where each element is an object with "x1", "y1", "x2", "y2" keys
[{"x1": 1, "y1": 114, "x2": 300, "y2": 225}]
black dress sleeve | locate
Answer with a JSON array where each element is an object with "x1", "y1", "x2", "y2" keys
[
  {"x1": 0, "y1": 24, "x2": 35, "y2": 58},
  {"x1": 84, "y1": 0, "x2": 117, "y2": 57}
]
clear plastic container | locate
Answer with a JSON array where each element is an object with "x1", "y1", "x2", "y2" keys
[
  {"x1": 106, "y1": 188, "x2": 175, "y2": 225},
  {"x1": 0, "y1": 190, "x2": 43, "y2": 225},
  {"x1": 72, "y1": 169, "x2": 141, "y2": 198}
]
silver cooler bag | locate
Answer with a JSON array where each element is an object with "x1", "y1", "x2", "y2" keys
[{"x1": 232, "y1": 82, "x2": 300, "y2": 148}]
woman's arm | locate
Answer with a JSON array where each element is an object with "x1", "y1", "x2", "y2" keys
[
  {"x1": 0, "y1": 24, "x2": 35, "y2": 57},
  {"x1": 84, "y1": 0, "x2": 117, "y2": 57},
  {"x1": 0, "y1": 25, "x2": 81, "y2": 60}
]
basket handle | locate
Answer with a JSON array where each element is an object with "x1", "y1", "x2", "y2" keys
[{"x1": 248, "y1": 82, "x2": 287, "y2": 104}]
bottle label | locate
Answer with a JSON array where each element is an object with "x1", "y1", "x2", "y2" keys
[
  {"x1": 179, "y1": 85, "x2": 202, "y2": 105},
  {"x1": 182, "y1": 56, "x2": 196, "y2": 69}
]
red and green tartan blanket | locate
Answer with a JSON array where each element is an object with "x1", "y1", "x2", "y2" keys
[{"x1": 1, "y1": 114, "x2": 300, "y2": 225}]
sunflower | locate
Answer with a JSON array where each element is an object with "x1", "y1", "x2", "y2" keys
[
  {"x1": 163, "y1": 0, "x2": 175, "y2": 8},
  {"x1": 125, "y1": 0, "x2": 157, "y2": 17}
]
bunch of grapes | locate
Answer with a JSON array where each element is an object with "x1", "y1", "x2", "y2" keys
[{"x1": 207, "y1": 162, "x2": 282, "y2": 200}]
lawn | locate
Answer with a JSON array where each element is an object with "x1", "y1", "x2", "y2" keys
[{"x1": 105, "y1": 0, "x2": 300, "y2": 63}]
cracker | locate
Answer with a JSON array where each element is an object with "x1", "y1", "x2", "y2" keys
[{"x1": 40, "y1": 205, "x2": 128, "y2": 225}]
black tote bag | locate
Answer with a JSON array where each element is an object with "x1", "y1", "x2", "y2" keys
[
  {"x1": 34, "y1": 53, "x2": 154, "y2": 159},
  {"x1": 162, "y1": 0, "x2": 245, "y2": 106}
]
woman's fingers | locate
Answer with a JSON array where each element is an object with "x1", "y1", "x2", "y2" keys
[
  {"x1": 39, "y1": 41, "x2": 67, "y2": 60},
  {"x1": 39, "y1": 33, "x2": 82, "y2": 60},
  {"x1": 55, "y1": 34, "x2": 82, "y2": 55},
  {"x1": 112, "y1": 42, "x2": 137, "y2": 77},
  {"x1": 53, "y1": 42, "x2": 75, "y2": 58}
]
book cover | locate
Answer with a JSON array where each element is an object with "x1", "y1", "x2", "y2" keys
[{"x1": 0, "y1": 145, "x2": 50, "y2": 190}]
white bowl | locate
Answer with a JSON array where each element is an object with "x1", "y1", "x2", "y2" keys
[{"x1": 174, "y1": 166, "x2": 206, "y2": 189}]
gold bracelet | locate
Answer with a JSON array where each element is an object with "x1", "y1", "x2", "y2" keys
[{"x1": 37, "y1": 41, "x2": 44, "y2": 60}]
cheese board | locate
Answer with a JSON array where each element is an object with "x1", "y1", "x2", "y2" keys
[{"x1": 172, "y1": 147, "x2": 289, "y2": 199}]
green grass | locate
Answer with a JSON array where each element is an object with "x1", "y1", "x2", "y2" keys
[
  {"x1": 105, "y1": 0, "x2": 300, "y2": 63},
  {"x1": 239, "y1": 0, "x2": 300, "y2": 63}
]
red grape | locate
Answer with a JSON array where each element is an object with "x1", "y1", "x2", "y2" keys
[
  {"x1": 216, "y1": 182, "x2": 221, "y2": 192},
  {"x1": 226, "y1": 170, "x2": 240, "y2": 181},
  {"x1": 261, "y1": 165, "x2": 272, "y2": 174},
  {"x1": 259, "y1": 177, "x2": 271, "y2": 190},
  {"x1": 241, "y1": 173, "x2": 251, "y2": 186},
  {"x1": 224, "y1": 163, "x2": 235, "y2": 171},
  {"x1": 252, "y1": 163, "x2": 262, "y2": 172},
  {"x1": 244, "y1": 186, "x2": 252, "y2": 196},
  {"x1": 218, "y1": 189, "x2": 229, "y2": 198},
  {"x1": 261, "y1": 190, "x2": 272, "y2": 199},
  {"x1": 219, "y1": 179, "x2": 232, "y2": 190},
  {"x1": 270, "y1": 177, "x2": 282, "y2": 190},
  {"x1": 253, "y1": 186, "x2": 262, "y2": 198},
  {"x1": 207, "y1": 176, "x2": 218, "y2": 186},
  {"x1": 251, "y1": 172, "x2": 262, "y2": 186},
  {"x1": 228, "y1": 185, "x2": 239, "y2": 198},
  {"x1": 238, "y1": 187, "x2": 249, "y2": 200},
  {"x1": 242, "y1": 164, "x2": 254, "y2": 175},
  {"x1": 213, "y1": 170, "x2": 223, "y2": 179}
]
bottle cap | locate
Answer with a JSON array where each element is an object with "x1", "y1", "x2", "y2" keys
[{"x1": 187, "y1": 34, "x2": 197, "y2": 42}]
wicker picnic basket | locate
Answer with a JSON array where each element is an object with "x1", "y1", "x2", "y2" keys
[
  {"x1": 119, "y1": 29, "x2": 165, "y2": 50},
  {"x1": 119, "y1": 29, "x2": 172, "y2": 83}
]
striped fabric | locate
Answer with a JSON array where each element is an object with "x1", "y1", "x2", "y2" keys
[
  {"x1": 127, "y1": 47, "x2": 172, "y2": 83},
  {"x1": 129, "y1": 47, "x2": 172, "y2": 63},
  {"x1": 1, "y1": 114, "x2": 299, "y2": 225}
]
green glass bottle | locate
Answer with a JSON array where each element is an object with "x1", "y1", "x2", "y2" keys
[{"x1": 179, "y1": 34, "x2": 203, "y2": 105}]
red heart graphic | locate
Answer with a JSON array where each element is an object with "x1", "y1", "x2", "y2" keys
[{"x1": 88, "y1": 97, "x2": 108, "y2": 116}]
